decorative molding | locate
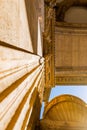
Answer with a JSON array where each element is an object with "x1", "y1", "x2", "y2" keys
[
  {"x1": 56, "y1": 22, "x2": 87, "y2": 29},
  {"x1": 55, "y1": 75, "x2": 87, "y2": 85},
  {"x1": 55, "y1": 25, "x2": 87, "y2": 35},
  {"x1": 56, "y1": 66, "x2": 87, "y2": 71},
  {"x1": 40, "y1": 119, "x2": 87, "y2": 130},
  {"x1": 55, "y1": 22, "x2": 87, "y2": 32},
  {"x1": 43, "y1": 2, "x2": 55, "y2": 102}
]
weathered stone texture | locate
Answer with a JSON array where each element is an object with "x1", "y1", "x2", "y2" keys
[
  {"x1": 25, "y1": 0, "x2": 38, "y2": 53},
  {"x1": 0, "y1": 0, "x2": 33, "y2": 52},
  {"x1": 0, "y1": 1, "x2": 44, "y2": 130},
  {"x1": 55, "y1": 29, "x2": 87, "y2": 67}
]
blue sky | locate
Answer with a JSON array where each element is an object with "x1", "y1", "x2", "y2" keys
[
  {"x1": 49, "y1": 86, "x2": 87, "y2": 102},
  {"x1": 40, "y1": 86, "x2": 87, "y2": 118}
]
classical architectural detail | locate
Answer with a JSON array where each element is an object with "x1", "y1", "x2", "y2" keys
[
  {"x1": 43, "y1": 1, "x2": 55, "y2": 102},
  {"x1": 55, "y1": 76, "x2": 87, "y2": 85},
  {"x1": 0, "y1": 1, "x2": 44, "y2": 130},
  {"x1": 56, "y1": 22, "x2": 87, "y2": 28},
  {"x1": 55, "y1": 25, "x2": 87, "y2": 85},
  {"x1": 1, "y1": 0, "x2": 87, "y2": 130},
  {"x1": 40, "y1": 95, "x2": 87, "y2": 130}
]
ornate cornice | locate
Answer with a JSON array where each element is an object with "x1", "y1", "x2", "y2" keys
[
  {"x1": 55, "y1": 21, "x2": 87, "y2": 36},
  {"x1": 40, "y1": 119, "x2": 87, "y2": 130},
  {"x1": 56, "y1": 22, "x2": 87, "y2": 29}
]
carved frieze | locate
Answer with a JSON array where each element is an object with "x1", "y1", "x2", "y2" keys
[
  {"x1": 43, "y1": 1, "x2": 55, "y2": 102},
  {"x1": 55, "y1": 76, "x2": 87, "y2": 85}
]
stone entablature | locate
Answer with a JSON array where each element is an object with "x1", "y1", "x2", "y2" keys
[{"x1": 55, "y1": 25, "x2": 87, "y2": 85}]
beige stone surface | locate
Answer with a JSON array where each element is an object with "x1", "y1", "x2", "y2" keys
[
  {"x1": 2, "y1": 0, "x2": 87, "y2": 130},
  {"x1": 55, "y1": 28, "x2": 87, "y2": 68},
  {"x1": 0, "y1": 0, "x2": 44, "y2": 130},
  {"x1": 0, "y1": 45, "x2": 44, "y2": 130},
  {"x1": 55, "y1": 27, "x2": 87, "y2": 85},
  {"x1": 0, "y1": 0, "x2": 44, "y2": 54}
]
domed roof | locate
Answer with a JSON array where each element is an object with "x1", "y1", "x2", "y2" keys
[
  {"x1": 40, "y1": 95, "x2": 87, "y2": 130},
  {"x1": 43, "y1": 94, "x2": 87, "y2": 121}
]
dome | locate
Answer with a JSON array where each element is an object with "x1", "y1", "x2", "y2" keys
[{"x1": 40, "y1": 95, "x2": 87, "y2": 130}]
